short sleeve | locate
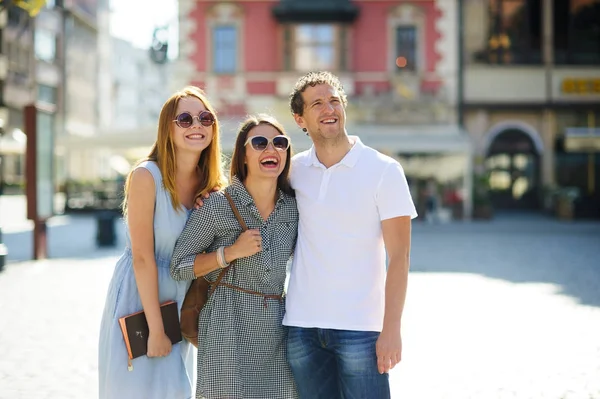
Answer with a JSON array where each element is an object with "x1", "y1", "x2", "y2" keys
[{"x1": 375, "y1": 161, "x2": 418, "y2": 221}]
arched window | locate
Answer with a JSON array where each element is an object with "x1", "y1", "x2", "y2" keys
[{"x1": 485, "y1": 127, "x2": 542, "y2": 209}]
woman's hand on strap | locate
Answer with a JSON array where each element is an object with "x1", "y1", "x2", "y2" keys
[{"x1": 226, "y1": 229, "x2": 262, "y2": 261}]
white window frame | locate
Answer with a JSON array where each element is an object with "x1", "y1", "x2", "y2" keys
[
  {"x1": 34, "y1": 28, "x2": 57, "y2": 62},
  {"x1": 388, "y1": 5, "x2": 425, "y2": 74},
  {"x1": 290, "y1": 24, "x2": 339, "y2": 72},
  {"x1": 207, "y1": 3, "x2": 244, "y2": 74},
  {"x1": 212, "y1": 25, "x2": 238, "y2": 74}
]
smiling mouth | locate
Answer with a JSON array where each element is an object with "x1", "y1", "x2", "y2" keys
[
  {"x1": 186, "y1": 133, "x2": 206, "y2": 139},
  {"x1": 260, "y1": 157, "x2": 279, "y2": 168},
  {"x1": 321, "y1": 118, "x2": 337, "y2": 124}
]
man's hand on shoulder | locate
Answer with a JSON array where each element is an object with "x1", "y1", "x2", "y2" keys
[{"x1": 193, "y1": 187, "x2": 220, "y2": 209}]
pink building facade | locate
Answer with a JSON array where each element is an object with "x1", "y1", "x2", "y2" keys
[{"x1": 174, "y1": 0, "x2": 472, "y2": 218}]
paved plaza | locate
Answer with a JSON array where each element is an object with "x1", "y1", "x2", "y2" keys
[{"x1": 0, "y1": 195, "x2": 599, "y2": 398}]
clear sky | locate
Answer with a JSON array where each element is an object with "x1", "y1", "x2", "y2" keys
[{"x1": 109, "y1": 0, "x2": 178, "y2": 57}]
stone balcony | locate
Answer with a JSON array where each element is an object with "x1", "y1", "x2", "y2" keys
[{"x1": 352, "y1": 73, "x2": 457, "y2": 126}]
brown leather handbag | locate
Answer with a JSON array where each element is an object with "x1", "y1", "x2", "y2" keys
[{"x1": 180, "y1": 192, "x2": 248, "y2": 347}]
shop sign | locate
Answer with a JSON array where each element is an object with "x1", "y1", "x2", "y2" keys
[
  {"x1": 565, "y1": 127, "x2": 600, "y2": 152},
  {"x1": 561, "y1": 78, "x2": 600, "y2": 95}
]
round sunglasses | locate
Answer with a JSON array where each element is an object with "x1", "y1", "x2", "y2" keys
[
  {"x1": 173, "y1": 111, "x2": 215, "y2": 128},
  {"x1": 244, "y1": 135, "x2": 290, "y2": 152}
]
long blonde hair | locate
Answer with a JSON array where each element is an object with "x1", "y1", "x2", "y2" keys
[{"x1": 123, "y1": 86, "x2": 227, "y2": 214}]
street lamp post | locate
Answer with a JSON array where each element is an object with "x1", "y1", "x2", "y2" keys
[{"x1": 25, "y1": 103, "x2": 55, "y2": 260}]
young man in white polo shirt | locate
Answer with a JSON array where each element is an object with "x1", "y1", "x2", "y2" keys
[{"x1": 283, "y1": 71, "x2": 417, "y2": 398}]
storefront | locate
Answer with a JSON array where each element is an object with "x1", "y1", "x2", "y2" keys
[
  {"x1": 555, "y1": 110, "x2": 600, "y2": 218},
  {"x1": 460, "y1": 0, "x2": 600, "y2": 218}
]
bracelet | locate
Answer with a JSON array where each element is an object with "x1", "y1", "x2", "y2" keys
[
  {"x1": 217, "y1": 246, "x2": 230, "y2": 269},
  {"x1": 216, "y1": 246, "x2": 224, "y2": 268},
  {"x1": 220, "y1": 246, "x2": 231, "y2": 268}
]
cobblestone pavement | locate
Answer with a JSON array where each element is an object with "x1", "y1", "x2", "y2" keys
[
  {"x1": 0, "y1": 251, "x2": 120, "y2": 399},
  {"x1": 393, "y1": 215, "x2": 600, "y2": 399},
  {"x1": 0, "y1": 205, "x2": 599, "y2": 398}
]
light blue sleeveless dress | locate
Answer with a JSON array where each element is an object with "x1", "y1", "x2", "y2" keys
[{"x1": 98, "y1": 161, "x2": 195, "y2": 399}]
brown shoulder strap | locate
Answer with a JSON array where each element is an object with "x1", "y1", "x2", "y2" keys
[
  {"x1": 224, "y1": 192, "x2": 248, "y2": 231},
  {"x1": 208, "y1": 191, "x2": 248, "y2": 297},
  {"x1": 209, "y1": 268, "x2": 228, "y2": 297}
]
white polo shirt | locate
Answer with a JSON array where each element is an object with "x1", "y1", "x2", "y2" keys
[{"x1": 283, "y1": 136, "x2": 417, "y2": 332}]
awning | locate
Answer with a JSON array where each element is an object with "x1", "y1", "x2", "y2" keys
[
  {"x1": 341, "y1": 124, "x2": 473, "y2": 154},
  {"x1": 0, "y1": 133, "x2": 26, "y2": 155},
  {"x1": 59, "y1": 122, "x2": 472, "y2": 155},
  {"x1": 271, "y1": 123, "x2": 473, "y2": 154},
  {"x1": 272, "y1": 0, "x2": 359, "y2": 23}
]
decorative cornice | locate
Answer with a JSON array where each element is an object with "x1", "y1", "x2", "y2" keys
[
  {"x1": 434, "y1": 0, "x2": 454, "y2": 74},
  {"x1": 171, "y1": 0, "x2": 198, "y2": 91},
  {"x1": 206, "y1": 2, "x2": 244, "y2": 20}
]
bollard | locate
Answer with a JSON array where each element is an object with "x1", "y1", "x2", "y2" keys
[{"x1": 96, "y1": 210, "x2": 117, "y2": 247}]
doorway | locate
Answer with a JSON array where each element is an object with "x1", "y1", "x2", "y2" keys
[{"x1": 486, "y1": 128, "x2": 541, "y2": 210}]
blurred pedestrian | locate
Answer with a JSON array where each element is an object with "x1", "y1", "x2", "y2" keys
[
  {"x1": 98, "y1": 86, "x2": 227, "y2": 399},
  {"x1": 170, "y1": 114, "x2": 299, "y2": 399},
  {"x1": 284, "y1": 71, "x2": 418, "y2": 399},
  {"x1": 425, "y1": 178, "x2": 439, "y2": 224}
]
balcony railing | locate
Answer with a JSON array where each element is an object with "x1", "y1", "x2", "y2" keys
[{"x1": 352, "y1": 73, "x2": 456, "y2": 125}]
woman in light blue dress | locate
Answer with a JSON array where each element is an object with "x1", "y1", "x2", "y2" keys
[{"x1": 98, "y1": 86, "x2": 227, "y2": 399}]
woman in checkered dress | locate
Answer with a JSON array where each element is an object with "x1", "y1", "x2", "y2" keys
[{"x1": 170, "y1": 114, "x2": 299, "y2": 399}]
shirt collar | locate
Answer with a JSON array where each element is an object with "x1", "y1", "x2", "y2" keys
[
  {"x1": 341, "y1": 136, "x2": 364, "y2": 167},
  {"x1": 228, "y1": 175, "x2": 288, "y2": 206},
  {"x1": 303, "y1": 135, "x2": 364, "y2": 168}
]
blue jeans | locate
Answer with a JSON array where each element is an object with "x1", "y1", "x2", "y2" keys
[{"x1": 287, "y1": 327, "x2": 390, "y2": 399}]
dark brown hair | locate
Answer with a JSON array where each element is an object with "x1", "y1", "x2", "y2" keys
[
  {"x1": 289, "y1": 71, "x2": 348, "y2": 116},
  {"x1": 229, "y1": 114, "x2": 294, "y2": 196}
]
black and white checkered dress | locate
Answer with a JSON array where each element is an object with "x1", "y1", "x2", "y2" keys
[{"x1": 171, "y1": 177, "x2": 299, "y2": 399}]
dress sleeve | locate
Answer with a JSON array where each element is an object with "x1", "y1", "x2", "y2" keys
[{"x1": 170, "y1": 199, "x2": 217, "y2": 281}]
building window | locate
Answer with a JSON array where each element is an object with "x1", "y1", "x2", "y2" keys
[
  {"x1": 471, "y1": 0, "x2": 542, "y2": 65},
  {"x1": 8, "y1": 5, "x2": 27, "y2": 27},
  {"x1": 34, "y1": 29, "x2": 56, "y2": 62},
  {"x1": 554, "y1": 0, "x2": 600, "y2": 65},
  {"x1": 38, "y1": 84, "x2": 57, "y2": 105},
  {"x1": 395, "y1": 26, "x2": 418, "y2": 71},
  {"x1": 388, "y1": 5, "x2": 424, "y2": 73},
  {"x1": 292, "y1": 25, "x2": 338, "y2": 71},
  {"x1": 212, "y1": 26, "x2": 237, "y2": 74}
]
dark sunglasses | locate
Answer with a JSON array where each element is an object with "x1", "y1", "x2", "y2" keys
[
  {"x1": 173, "y1": 111, "x2": 215, "y2": 128},
  {"x1": 244, "y1": 135, "x2": 290, "y2": 152}
]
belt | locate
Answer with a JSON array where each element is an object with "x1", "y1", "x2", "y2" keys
[{"x1": 217, "y1": 282, "x2": 284, "y2": 308}]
